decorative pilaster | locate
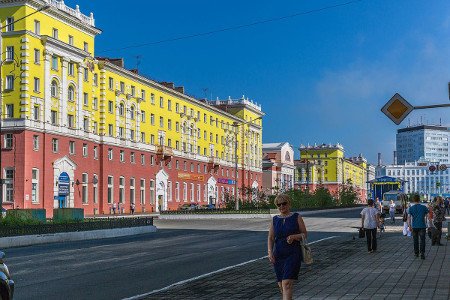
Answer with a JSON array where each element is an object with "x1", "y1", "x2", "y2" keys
[
  {"x1": 43, "y1": 50, "x2": 52, "y2": 124},
  {"x1": 61, "y1": 57, "x2": 68, "y2": 126}
]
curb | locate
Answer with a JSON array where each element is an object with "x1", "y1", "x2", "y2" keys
[{"x1": 0, "y1": 225, "x2": 157, "y2": 248}]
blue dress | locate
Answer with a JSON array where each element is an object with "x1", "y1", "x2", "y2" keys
[{"x1": 273, "y1": 213, "x2": 302, "y2": 282}]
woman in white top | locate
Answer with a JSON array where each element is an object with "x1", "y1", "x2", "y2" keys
[
  {"x1": 389, "y1": 200, "x2": 396, "y2": 224},
  {"x1": 361, "y1": 199, "x2": 380, "y2": 253}
]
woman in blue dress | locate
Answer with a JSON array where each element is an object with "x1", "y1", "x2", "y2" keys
[{"x1": 268, "y1": 194, "x2": 308, "y2": 300}]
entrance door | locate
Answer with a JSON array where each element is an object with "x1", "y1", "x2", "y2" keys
[
  {"x1": 207, "y1": 177, "x2": 217, "y2": 205},
  {"x1": 155, "y1": 170, "x2": 169, "y2": 211}
]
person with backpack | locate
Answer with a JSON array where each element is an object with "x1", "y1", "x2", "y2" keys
[{"x1": 407, "y1": 194, "x2": 429, "y2": 259}]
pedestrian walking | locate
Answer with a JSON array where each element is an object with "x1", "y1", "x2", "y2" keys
[
  {"x1": 389, "y1": 200, "x2": 396, "y2": 224},
  {"x1": 432, "y1": 196, "x2": 445, "y2": 246},
  {"x1": 112, "y1": 202, "x2": 117, "y2": 214},
  {"x1": 408, "y1": 194, "x2": 429, "y2": 259},
  {"x1": 402, "y1": 202, "x2": 412, "y2": 236},
  {"x1": 375, "y1": 197, "x2": 382, "y2": 213},
  {"x1": 131, "y1": 203, "x2": 136, "y2": 215},
  {"x1": 361, "y1": 199, "x2": 380, "y2": 253},
  {"x1": 444, "y1": 197, "x2": 450, "y2": 215},
  {"x1": 268, "y1": 194, "x2": 307, "y2": 300}
]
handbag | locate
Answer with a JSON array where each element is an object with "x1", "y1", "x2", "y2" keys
[
  {"x1": 359, "y1": 227, "x2": 365, "y2": 238},
  {"x1": 300, "y1": 238, "x2": 313, "y2": 265}
]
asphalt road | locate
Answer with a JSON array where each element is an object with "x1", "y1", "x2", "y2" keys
[{"x1": 5, "y1": 207, "x2": 362, "y2": 300}]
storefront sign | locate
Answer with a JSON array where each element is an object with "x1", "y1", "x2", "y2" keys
[
  {"x1": 178, "y1": 173, "x2": 204, "y2": 181},
  {"x1": 58, "y1": 172, "x2": 70, "y2": 196},
  {"x1": 218, "y1": 178, "x2": 236, "y2": 185}
]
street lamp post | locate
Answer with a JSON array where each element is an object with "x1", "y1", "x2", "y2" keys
[
  {"x1": 0, "y1": 4, "x2": 50, "y2": 216},
  {"x1": 232, "y1": 116, "x2": 262, "y2": 211}
]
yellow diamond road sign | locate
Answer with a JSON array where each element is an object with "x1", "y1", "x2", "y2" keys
[{"x1": 381, "y1": 93, "x2": 414, "y2": 125}]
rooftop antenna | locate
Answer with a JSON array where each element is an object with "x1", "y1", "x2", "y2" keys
[
  {"x1": 135, "y1": 55, "x2": 142, "y2": 72},
  {"x1": 202, "y1": 88, "x2": 209, "y2": 100}
]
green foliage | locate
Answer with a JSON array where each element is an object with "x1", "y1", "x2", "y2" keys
[
  {"x1": 0, "y1": 213, "x2": 43, "y2": 226},
  {"x1": 339, "y1": 184, "x2": 358, "y2": 206}
]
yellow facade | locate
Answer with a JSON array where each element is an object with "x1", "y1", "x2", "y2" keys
[{"x1": 0, "y1": 1, "x2": 263, "y2": 170}]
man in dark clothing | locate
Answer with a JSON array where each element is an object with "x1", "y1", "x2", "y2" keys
[
  {"x1": 408, "y1": 194, "x2": 429, "y2": 259},
  {"x1": 432, "y1": 197, "x2": 445, "y2": 246},
  {"x1": 444, "y1": 198, "x2": 450, "y2": 215}
]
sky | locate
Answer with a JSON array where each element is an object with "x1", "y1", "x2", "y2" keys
[{"x1": 65, "y1": 0, "x2": 450, "y2": 164}]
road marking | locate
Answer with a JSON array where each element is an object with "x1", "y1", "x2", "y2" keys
[{"x1": 122, "y1": 235, "x2": 338, "y2": 300}]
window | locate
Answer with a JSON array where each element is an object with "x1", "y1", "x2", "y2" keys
[
  {"x1": 168, "y1": 99, "x2": 172, "y2": 111},
  {"x1": 141, "y1": 132, "x2": 146, "y2": 143},
  {"x1": 34, "y1": 20, "x2": 40, "y2": 34},
  {"x1": 69, "y1": 141, "x2": 75, "y2": 154},
  {"x1": 175, "y1": 103, "x2": 179, "y2": 113},
  {"x1": 82, "y1": 173, "x2": 88, "y2": 204},
  {"x1": 141, "y1": 111, "x2": 146, "y2": 122},
  {"x1": 119, "y1": 127, "x2": 124, "y2": 138},
  {"x1": 68, "y1": 62, "x2": 74, "y2": 76},
  {"x1": 183, "y1": 183, "x2": 187, "y2": 202},
  {"x1": 108, "y1": 148, "x2": 113, "y2": 160},
  {"x1": 120, "y1": 81, "x2": 124, "y2": 93},
  {"x1": 68, "y1": 35, "x2": 73, "y2": 45},
  {"x1": 6, "y1": 17, "x2": 14, "y2": 32},
  {"x1": 84, "y1": 42, "x2": 89, "y2": 52},
  {"x1": 52, "y1": 56, "x2": 58, "y2": 70},
  {"x1": 119, "y1": 177, "x2": 125, "y2": 204},
  {"x1": 119, "y1": 103, "x2": 124, "y2": 116},
  {"x1": 83, "y1": 93, "x2": 88, "y2": 106},
  {"x1": 68, "y1": 86, "x2": 75, "y2": 101},
  {"x1": 4, "y1": 169, "x2": 14, "y2": 202},
  {"x1": 108, "y1": 101, "x2": 114, "y2": 113},
  {"x1": 51, "y1": 81, "x2": 58, "y2": 97},
  {"x1": 175, "y1": 182, "x2": 180, "y2": 202},
  {"x1": 93, "y1": 97, "x2": 98, "y2": 110},
  {"x1": 4, "y1": 134, "x2": 13, "y2": 148},
  {"x1": 109, "y1": 77, "x2": 114, "y2": 89},
  {"x1": 176, "y1": 122, "x2": 179, "y2": 132},
  {"x1": 84, "y1": 68, "x2": 88, "y2": 81},
  {"x1": 52, "y1": 28, "x2": 58, "y2": 39},
  {"x1": 130, "y1": 178, "x2": 135, "y2": 204},
  {"x1": 31, "y1": 168, "x2": 39, "y2": 203},
  {"x1": 150, "y1": 180, "x2": 155, "y2": 204},
  {"x1": 33, "y1": 135, "x2": 39, "y2": 150},
  {"x1": 6, "y1": 46, "x2": 14, "y2": 61},
  {"x1": 52, "y1": 138, "x2": 58, "y2": 153},
  {"x1": 168, "y1": 181, "x2": 172, "y2": 202},
  {"x1": 32, "y1": 77, "x2": 40, "y2": 93},
  {"x1": 5, "y1": 75, "x2": 14, "y2": 90},
  {"x1": 151, "y1": 155, "x2": 155, "y2": 165},
  {"x1": 93, "y1": 175, "x2": 98, "y2": 204},
  {"x1": 130, "y1": 106, "x2": 135, "y2": 119},
  {"x1": 33, "y1": 105, "x2": 40, "y2": 121},
  {"x1": 141, "y1": 154, "x2": 145, "y2": 165},
  {"x1": 150, "y1": 134, "x2": 155, "y2": 145},
  {"x1": 160, "y1": 97, "x2": 164, "y2": 108},
  {"x1": 93, "y1": 146, "x2": 98, "y2": 159},
  {"x1": 141, "y1": 89, "x2": 146, "y2": 100},
  {"x1": 107, "y1": 176, "x2": 114, "y2": 204},
  {"x1": 67, "y1": 114, "x2": 74, "y2": 128},
  {"x1": 5, "y1": 104, "x2": 13, "y2": 118},
  {"x1": 120, "y1": 150, "x2": 125, "y2": 162},
  {"x1": 93, "y1": 74, "x2": 98, "y2": 86},
  {"x1": 150, "y1": 93, "x2": 155, "y2": 104},
  {"x1": 131, "y1": 86, "x2": 135, "y2": 96},
  {"x1": 140, "y1": 179, "x2": 146, "y2": 204},
  {"x1": 130, "y1": 129, "x2": 135, "y2": 141},
  {"x1": 190, "y1": 183, "x2": 194, "y2": 202},
  {"x1": 168, "y1": 119, "x2": 172, "y2": 130},
  {"x1": 130, "y1": 152, "x2": 135, "y2": 163},
  {"x1": 82, "y1": 143, "x2": 88, "y2": 157},
  {"x1": 150, "y1": 114, "x2": 155, "y2": 125},
  {"x1": 159, "y1": 117, "x2": 164, "y2": 128},
  {"x1": 108, "y1": 124, "x2": 114, "y2": 137},
  {"x1": 34, "y1": 49, "x2": 40, "y2": 64}
]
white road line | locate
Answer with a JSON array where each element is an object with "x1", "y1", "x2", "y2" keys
[{"x1": 122, "y1": 235, "x2": 338, "y2": 300}]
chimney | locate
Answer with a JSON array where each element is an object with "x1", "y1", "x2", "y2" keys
[
  {"x1": 129, "y1": 69, "x2": 138, "y2": 74},
  {"x1": 109, "y1": 58, "x2": 124, "y2": 68},
  {"x1": 175, "y1": 86, "x2": 185, "y2": 94},
  {"x1": 160, "y1": 82, "x2": 175, "y2": 89},
  {"x1": 377, "y1": 153, "x2": 382, "y2": 166},
  {"x1": 393, "y1": 151, "x2": 397, "y2": 165}
]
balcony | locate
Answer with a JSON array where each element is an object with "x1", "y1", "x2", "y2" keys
[{"x1": 157, "y1": 145, "x2": 173, "y2": 160}]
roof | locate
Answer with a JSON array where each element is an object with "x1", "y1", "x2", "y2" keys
[
  {"x1": 397, "y1": 125, "x2": 449, "y2": 133},
  {"x1": 262, "y1": 142, "x2": 291, "y2": 150}
]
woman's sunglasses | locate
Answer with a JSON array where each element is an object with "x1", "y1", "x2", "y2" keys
[{"x1": 276, "y1": 202, "x2": 288, "y2": 207}]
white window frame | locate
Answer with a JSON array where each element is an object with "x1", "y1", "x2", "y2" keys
[
  {"x1": 107, "y1": 176, "x2": 114, "y2": 204},
  {"x1": 82, "y1": 173, "x2": 88, "y2": 204},
  {"x1": 31, "y1": 168, "x2": 39, "y2": 203},
  {"x1": 140, "y1": 179, "x2": 146, "y2": 204}
]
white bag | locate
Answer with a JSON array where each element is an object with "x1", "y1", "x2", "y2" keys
[{"x1": 403, "y1": 222, "x2": 411, "y2": 236}]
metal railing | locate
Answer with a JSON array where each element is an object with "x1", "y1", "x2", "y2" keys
[{"x1": 0, "y1": 217, "x2": 153, "y2": 237}]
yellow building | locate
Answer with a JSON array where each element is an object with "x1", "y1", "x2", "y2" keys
[
  {"x1": 295, "y1": 144, "x2": 367, "y2": 201},
  {"x1": 0, "y1": 0, "x2": 264, "y2": 215}
]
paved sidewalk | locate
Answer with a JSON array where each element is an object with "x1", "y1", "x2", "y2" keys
[{"x1": 143, "y1": 225, "x2": 449, "y2": 299}]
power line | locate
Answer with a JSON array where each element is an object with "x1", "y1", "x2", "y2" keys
[{"x1": 98, "y1": 0, "x2": 364, "y2": 53}]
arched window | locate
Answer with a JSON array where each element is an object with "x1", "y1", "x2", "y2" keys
[
  {"x1": 68, "y1": 86, "x2": 75, "y2": 101},
  {"x1": 130, "y1": 106, "x2": 135, "y2": 120},
  {"x1": 51, "y1": 80, "x2": 59, "y2": 98},
  {"x1": 285, "y1": 152, "x2": 291, "y2": 162},
  {"x1": 119, "y1": 103, "x2": 124, "y2": 116}
]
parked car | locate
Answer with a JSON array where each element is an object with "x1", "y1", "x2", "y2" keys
[
  {"x1": 382, "y1": 191, "x2": 405, "y2": 213},
  {"x1": 0, "y1": 251, "x2": 14, "y2": 300},
  {"x1": 199, "y1": 204, "x2": 215, "y2": 210},
  {"x1": 179, "y1": 204, "x2": 198, "y2": 211}
]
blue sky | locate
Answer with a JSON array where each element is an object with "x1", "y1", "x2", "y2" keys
[{"x1": 66, "y1": 0, "x2": 450, "y2": 164}]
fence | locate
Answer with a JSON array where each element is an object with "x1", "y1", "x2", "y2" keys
[{"x1": 0, "y1": 217, "x2": 153, "y2": 237}]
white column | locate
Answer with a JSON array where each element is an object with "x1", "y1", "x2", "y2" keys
[
  {"x1": 60, "y1": 58, "x2": 68, "y2": 126},
  {"x1": 77, "y1": 65, "x2": 84, "y2": 130},
  {"x1": 43, "y1": 50, "x2": 52, "y2": 124}
]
